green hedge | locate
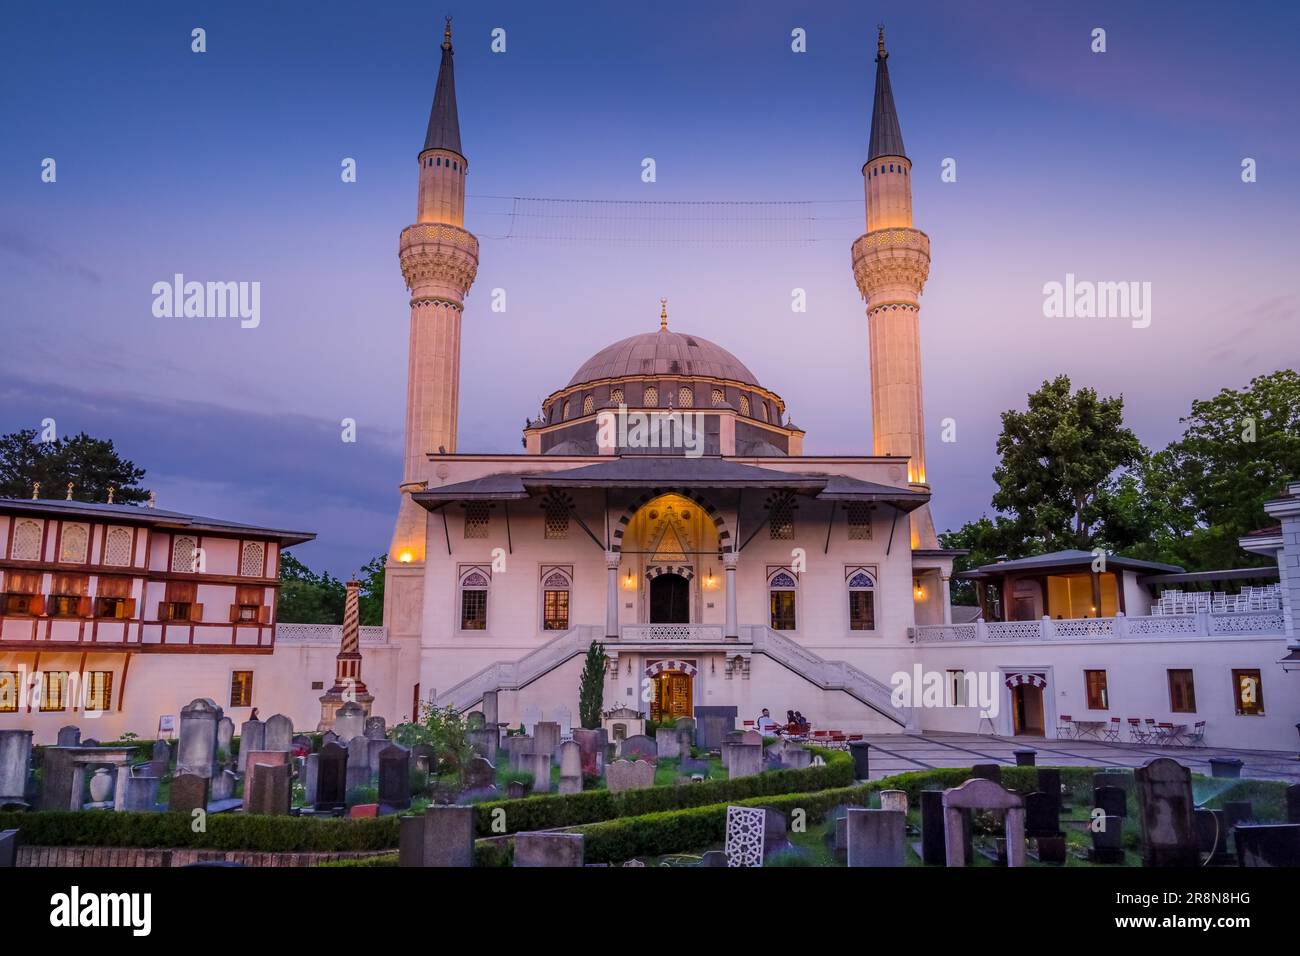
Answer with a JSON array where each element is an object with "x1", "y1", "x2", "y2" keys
[{"x1": 470, "y1": 747, "x2": 854, "y2": 835}]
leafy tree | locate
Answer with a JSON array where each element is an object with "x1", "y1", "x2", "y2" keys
[
  {"x1": 990, "y1": 375, "x2": 1146, "y2": 552},
  {"x1": 938, "y1": 515, "x2": 1017, "y2": 605},
  {"x1": 357, "y1": 553, "x2": 387, "y2": 627},
  {"x1": 0, "y1": 429, "x2": 149, "y2": 504},
  {"x1": 578, "y1": 640, "x2": 609, "y2": 729},
  {"x1": 277, "y1": 551, "x2": 346, "y2": 623},
  {"x1": 391, "y1": 702, "x2": 475, "y2": 782},
  {"x1": 1142, "y1": 369, "x2": 1300, "y2": 569}
]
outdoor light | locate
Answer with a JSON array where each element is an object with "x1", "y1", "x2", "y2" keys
[
  {"x1": 703, "y1": 568, "x2": 718, "y2": 590},
  {"x1": 914, "y1": 578, "x2": 925, "y2": 600},
  {"x1": 399, "y1": 551, "x2": 413, "y2": 564},
  {"x1": 622, "y1": 571, "x2": 637, "y2": 590}
]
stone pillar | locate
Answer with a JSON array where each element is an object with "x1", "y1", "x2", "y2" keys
[
  {"x1": 941, "y1": 575, "x2": 952, "y2": 625},
  {"x1": 723, "y1": 550, "x2": 739, "y2": 640},
  {"x1": 605, "y1": 551, "x2": 620, "y2": 639}
]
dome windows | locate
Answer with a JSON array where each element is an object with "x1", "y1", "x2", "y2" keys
[
  {"x1": 738, "y1": 394, "x2": 750, "y2": 416},
  {"x1": 610, "y1": 387, "x2": 624, "y2": 405},
  {"x1": 677, "y1": 386, "x2": 694, "y2": 408},
  {"x1": 711, "y1": 388, "x2": 725, "y2": 407},
  {"x1": 582, "y1": 394, "x2": 594, "y2": 416},
  {"x1": 643, "y1": 385, "x2": 659, "y2": 408}
]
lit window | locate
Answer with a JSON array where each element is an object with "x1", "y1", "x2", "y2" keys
[
  {"x1": 610, "y1": 387, "x2": 624, "y2": 405},
  {"x1": 95, "y1": 576, "x2": 134, "y2": 619},
  {"x1": 677, "y1": 386, "x2": 694, "y2": 408},
  {"x1": 2, "y1": 570, "x2": 42, "y2": 615},
  {"x1": 460, "y1": 568, "x2": 490, "y2": 630},
  {"x1": 582, "y1": 394, "x2": 595, "y2": 416},
  {"x1": 1085, "y1": 670, "x2": 1109, "y2": 710},
  {"x1": 542, "y1": 568, "x2": 572, "y2": 630},
  {"x1": 847, "y1": 569, "x2": 876, "y2": 630},
  {"x1": 11, "y1": 519, "x2": 41, "y2": 560},
  {"x1": 768, "y1": 569, "x2": 797, "y2": 631},
  {"x1": 1168, "y1": 669, "x2": 1196, "y2": 713},
  {"x1": 711, "y1": 388, "x2": 724, "y2": 407},
  {"x1": 644, "y1": 386, "x2": 659, "y2": 408},
  {"x1": 40, "y1": 671, "x2": 69, "y2": 712},
  {"x1": 0, "y1": 671, "x2": 19, "y2": 712},
  {"x1": 84, "y1": 671, "x2": 112, "y2": 712},
  {"x1": 49, "y1": 573, "x2": 89, "y2": 618},
  {"x1": 463, "y1": 503, "x2": 490, "y2": 539},
  {"x1": 1232, "y1": 669, "x2": 1264, "y2": 716},
  {"x1": 230, "y1": 671, "x2": 254, "y2": 708},
  {"x1": 232, "y1": 584, "x2": 266, "y2": 623},
  {"x1": 738, "y1": 394, "x2": 750, "y2": 417},
  {"x1": 846, "y1": 503, "x2": 872, "y2": 540},
  {"x1": 162, "y1": 581, "x2": 199, "y2": 621},
  {"x1": 59, "y1": 524, "x2": 89, "y2": 563}
]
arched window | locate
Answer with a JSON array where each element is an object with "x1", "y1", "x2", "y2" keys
[
  {"x1": 677, "y1": 386, "x2": 694, "y2": 408},
  {"x1": 738, "y1": 394, "x2": 751, "y2": 417},
  {"x1": 11, "y1": 519, "x2": 41, "y2": 561},
  {"x1": 759, "y1": 402, "x2": 769, "y2": 422},
  {"x1": 59, "y1": 524, "x2": 88, "y2": 563},
  {"x1": 103, "y1": 527, "x2": 132, "y2": 566},
  {"x1": 172, "y1": 535, "x2": 198, "y2": 573},
  {"x1": 610, "y1": 387, "x2": 624, "y2": 405},
  {"x1": 847, "y1": 568, "x2": 877, "y2": 631},
  {"x1": 644, "y1": 385, "x2": 659, "y2": 408},
  {"x1": 436, "y1": 157, "x2": 441, "y2": 166},
  {"x1": 582, "y1": 394, "x2": 595, "y2": 416},
  {"x1": 562, "y1": 401, "x2": 571, "y2": 420},
  {"x1": 459, "y1": 567, "x2": 490, "y2": 630},
  {"x1": 768, "y1": 567, "x2": 797, "y2": 631},
  {"x1": 240, "y1": 541, "x2": 266, "y2": 576},
  {"x1": 541, "y1": 567, "x2": 572, "y2": 630},
  {"x1": 711, "y1": 388, "x2": 724, "y2": 407}
]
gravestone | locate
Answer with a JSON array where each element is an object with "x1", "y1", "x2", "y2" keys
[
  {"x1": 514, "y1": 832, "x2": 584, "y2": 867},
  {"x1": 879, "y1": 790, "x2": 908, "y2": 815},
  {"x1": 411, "y1": 744, "x2": 437, "y2": 776},
  {"x1": 149, "y1": 739, "x2": 171, "y2": 778},
  {"x1": 1036, "y1": 836, "x2": 1067, "y2": 863},
  {"x1": 333, "y1": 702, "x2": 366, "y2": 743},
  {"x1": 366, "y1": 737, "x2": 390, "y2": 774},
  {"x1": 316, "y1": 742, "x2": 348, "y2": 809},
  {"x1": 606, "y1": 759, "x2": 655, "y2": 793},
  {"x1": 481, "y1": 691, "x2": 499, "y2": 728},
  {"x1": 832, "y1": 815, "x2": 848, "y2": 863},
  {"x1": 466, "y1": 711, "x2": 486, "y2": 731},
  {"x1": 57, "y1": 725, "x2": 81, "y2": 747},
  {"x1": 263, "y1": 713, "x2": 294, "y2": 753},
  {"x1": 1036, "y1": 768, "x2": 1062, "y2": 807},
  {"x1": 741, "y1": 729, "x2": 762, "y2": 746},
  {"x1": 377, "y1": 745, "x2": 411, "y2": 810},
  {"x1": 846, "y1": 808, "x2": 905, "y2": 867},
  {"x1": 919, "y1": 790, "x2": 948, "y2": 865},
  {"x1": 699, "y1": 850, "x2": 728, "y2": 867},
  {"x1": 1094, "y1": 785, "x2": 1127, "y2": 819},
  {"x1": 619, "y1": 734, "x2": 657, "y2": 761},
  {"x1": 781, "y1": 746, "x2": 812, "y2": 770},
  {"x1": 679, "y1": 757, "x2": 709, "y2": 776},
  {"x1": 724, "y1": 805, "x2": 788, "y2": 866},
  {"x1": 242, "y1": 752, "x2": 290, "y2": 811},
  {"x1": 1234, "y1": 824, "x2": 1300, "y2": 867},
  {"x1": 237, "y1": 720, "x2": 265, "y2": 772},
  {"x1": 1090, "y1": 814, "x2": 1125, "y2": 863},
  {"x1": 969, "y1": 764, "x2": 1001, "y2": 784},
  {"x1": 1195, "y1": 809, "x2": 1233, "y2": 865},
  {"x1": 215, "y1": 717, "x2": 235, "y2": 759},
  {"x1": 463, "y1": 756, "x2": 495, "y2": 791},
  {"x1": 0, "y1": 829, "x2": 17, "y2": 868},
  {"x1": 292, "y1": 734, "x2": 313, "y2": 754},
  {"x1": 1025, "y1": 792, "x2": 1061, "y2": 838},
  {"x1": 534, "y1": 721, "x2": 561, "y2": 763},
  {"x1": 693, "y1": 706, "x2": 737, "y2": 750},
  {"x1": 728, "y1": 743, "x2": 762, "y2": 779},
  {"x1": 526, "y1": 752, "x2": 552, "y2": 794},
  {"x1": 504, "y1": 735, "x2": 533, "y2": 771},
  {"x1": 1134, "y1": 757, "x2": 1197, "y2": 867},
  {"x1": 507, "y1": 780, "x2": 529, "y2": 799},
  {"x1": 177, "y1": 698, "x2": 222, "y2": 777},
  {"x1": 248, "y1": 762, "x2": 291, "y2": 815},
  {"x1": 468, "y1": 728, "x2": 498, "y2": 761},
  {"x1": 572, "y1": 729, "x2": 605, "y2": 776},
  {"x1": 1093, "y1": 770, "x2": 1133, "y2": 793},
  {"x1": 322, "y1": 730, "x2": 340, "y2": 748},
  {"x1": 303, "y1": 754, "x2": 319, "y2": 809},
  {"x1": 0, "y1": 730, "x2": 33, "y2": 803},
  {"x1": 674, "y1": 716, "x2": 696, "y2": 744},
  {"x1": 522, "y1": 705, "x2": 542, "y2": 736},
  {"x1": 720, "y1": 730, "x2": 745, "y2": 772},
  {"x1": 168, "y1": 773, "x2": 209, "y2": 814},
  {"x1": 553, "y1": 705, "x2": 572, "y2": 739},
  {"x1": 1286, "y1": 784, "x2": 1300, "y2": 824},
  {"x1": 364, "y1": 716, "x2": 387, "y2": 740},
  {"x1": 346, "y1": 735, "x2": 371, "y2": 790},
  {"x1": 399, "y1": 805, "x2": 476, "y2": 867},
  {"x1": 942, "y1": 778, "x2": 1026, "y2": 867},
  {"x1": 557, "y1": 741, "x2": 583, "y2": 795},
  {"x1": 655, "y1": 728, "x2": 681, "y2": 760},
  {"x1": 121, "y1": 776, "x2": 160, "y2": 811},
  {"x1": 848, "y1": 740, "x2": 870, "y2": 780}
]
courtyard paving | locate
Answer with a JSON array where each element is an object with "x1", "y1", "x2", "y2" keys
[{"x1": 857, "y1": 732, "x2": 1300, "y2": 783}]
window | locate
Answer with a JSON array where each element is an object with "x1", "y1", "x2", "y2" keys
[
  {"x1": 40, "y1": 671, "x2": 69, "y2": 711},
  {"x1": 562, "y1": 401, "x2": 571, "y2": 420},
  {"x1": 1232, "y1": 669, "x2": 1264, "y2": 716},
  {"x1": 95, "y1": 575, "x2": 134, "y2": 618},
  {"x1": 0, "y1": 671, "x2": 20, "y2": 712},
  {"x1": 1167, "y1": 669, "x2": 1196, "y2": 713},
  {"x1": 543, "y1": 493, "x2": 570, "y2": 540},
  {"x1": 239, "y1": 541, "x2": 266, "y2": 577},
  {"x1": 3, "y1": 570, "x2": 43, "y2": 615},
  {"x1": 711, "y1": 388, "x2": 725, "y2": 407},
  {"x1": 231, "y1": 585, "x2": 266, "y2": 623},
  {"x1": 767, "y1": 494, "x2": 794, "y2": 540},
  {"x1": 946, "y1": 669, "x2": 968, "y2": 707},
  {"x1": 171, "y1": 535, "x2": 198, "y2": 572},
  {"x1": 542, "y1": 568, "x2": 572, "y2": 630},
  {"x1": 103, "y1": 527, "x2": 132, "y2": 566},
  {"x1": 59, "y1": 523, "x2": 89, "y2": 563},
  {"x1": 1084, "y1": 670, "x2": 1109, "y2": 710},
  {"x1": 459, "y1": 568, "x2": 490, "y2": 630},
  {"x1": 463, "y1": 502, "x2": 490, "y2": 539},
  {"x1": 161, "y1": 580, "x2": 199, "y2": 622},
  {"x1": 738, "y1": 394, "x2": 751, "y2": 416},
  {"x1": 230, "y1": 671, "x2": 254, "y2": 708},
  {"x1": 846, "y1": 503, "x2": 872, "y2": 540},
  {"x1": 84, "y1": 671, "x2": 112, "y2": 712},
  {"x1": 582, "y1": 394, "x2": 595, "y2": 416},
  {"x1": 49, "y1": 573, "x2": 89, "y2": 617},
  {"x1": 847, "y1": 569, "x2": 876, "y2": 630},
  {"x1": 643, "y1": 385, "x2": 659, "y2": 408},
  {"x1": 11, "y1": 519, "x2": 41, "y2": 560},
  {"x1": 610, "y1": 387, "x2": 624, "y2": 405},
  {"x1": 759, "y1": 402, "x2": 769, "y2": 422},
  {"x1": 768, "y1": 569, "x2": 797, "y2": 630},
  {"x1": 677, "y1": 386, "x2": 694, "y2": 408}
]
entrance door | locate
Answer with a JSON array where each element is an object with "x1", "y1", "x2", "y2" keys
[
  {"x1": 1012, "y1": 684, "x2": 1045, "y2": 736},
  {"x1": 650, "y1": 671, "x2": 693, "y2": 721},
  {"x1": 650, "y1": 573, "x2": 690, "y2": 624}
]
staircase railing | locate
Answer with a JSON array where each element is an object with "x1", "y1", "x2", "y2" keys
[{"x1": 434, "y1": 625, "x2": 603, "y2": 713}]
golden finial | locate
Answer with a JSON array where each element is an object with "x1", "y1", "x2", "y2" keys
[
  {"x1": 443, "y1": 15, "x2": 452, "y2": 50},
  {"x1": 877, "y1": 24, "x2": 887, "y2": 60},
  {"x1": 659, "y1": 297, "x2": 668, "y2": 331},
  {"x1": 148, "y1": 490, "x2": 157, "y2": 510},
  {"x1": 66, "y1": 481, "x2": 74, "y2": 501},
  {"x1": 31, "y1": 481, "x2": 40, "y2": 500},
  {"x1": 107, "y1": 486, "x2": 115, "y2": 505}
]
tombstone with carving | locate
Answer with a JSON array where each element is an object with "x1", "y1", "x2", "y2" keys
[{"x1": 724, "y1": 805, "x2": 789, "y2": 867}]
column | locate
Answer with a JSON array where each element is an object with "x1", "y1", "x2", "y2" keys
[
  {"x1": 724, "y1": 550, "x2": 739, "y2": 640},
  {"x1": 605, "y1": 551, "x2": 620, "y2": 639},
  {"x1": 941, "y1": 574, "x2": 952, "y2": 625}
]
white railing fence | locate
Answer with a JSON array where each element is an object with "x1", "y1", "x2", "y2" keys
[
  {"x1": 912, "y1": 610, "x2": 1285, "y2": 644},
  {"x1": 620, "y1": 623, "x2": 724, "y2": 643},
  {"x1": 274, "y1": 623, "x2": 388, "y2": 645}
]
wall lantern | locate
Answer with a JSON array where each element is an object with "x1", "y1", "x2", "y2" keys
[{"x1": 399, "y1": 551, "x2": 414, "y2": 564}]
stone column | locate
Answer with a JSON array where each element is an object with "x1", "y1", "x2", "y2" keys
[
  {"x1": 941, "y1": 574, "x2": 952, "y2": 625},
  {"x1": 605, "y1": 551, "x2": 620, "y2": 639},
  {"x1": 724, "y1": 551, "x2": 739, "y2": 640}
]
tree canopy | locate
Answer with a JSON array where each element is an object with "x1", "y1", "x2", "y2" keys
[
  {"x1": 277, "y1": 551, "x2": 387, "y2": 626},
  {"x1": 0, "y1": 429, "x2": 149, "y2": 504}
]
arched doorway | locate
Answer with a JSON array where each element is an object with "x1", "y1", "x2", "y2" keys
[
  {"x1": 650, "y1": 573, "x2": 690, "y2": 623},
  {"x1": 647, "y1": 659, "x2": 697, "y2": 722},
  {"x1": 1011, "y1": 684, "x2": 1045, "y2": 736}
]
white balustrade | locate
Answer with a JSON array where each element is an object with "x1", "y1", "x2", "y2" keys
[
  {"x1": 912, "y1": 610, "x2": 1286, "y2": 644},
  {"x1": 620, "y1": 623, "x2": 725, "y2": 643},
  {"x1": 274, "y1": 623, "x2": 387, "y2": 645}
]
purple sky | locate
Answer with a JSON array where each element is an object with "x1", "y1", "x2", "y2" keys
[{"x1": 2, "y1": 0, "x2": 1298, "y2": 575}]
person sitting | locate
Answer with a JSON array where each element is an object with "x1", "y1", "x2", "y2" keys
[
  {"x1": 756, "y1": 708, "x2": 776, "y2": 733},
  {"x1": 792, "y1": 711, "x2": 808, "y2": 733}
]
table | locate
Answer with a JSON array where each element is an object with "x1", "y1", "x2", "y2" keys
[{"x1": 1072, "y1": 720, "x2": 1106, "y2": 740}]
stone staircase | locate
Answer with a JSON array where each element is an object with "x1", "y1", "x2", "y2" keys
[{"x1": 433, "y1": 625, "x2": 603, "y2": 713}]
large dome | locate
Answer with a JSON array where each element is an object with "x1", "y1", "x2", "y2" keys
[{"x1": 567, "y1": 328, "x2": 759, "y2": 388}]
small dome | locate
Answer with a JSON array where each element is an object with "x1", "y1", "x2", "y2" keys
[{"x1": 567, "y1": 329, "x2": 759, "y2": 389}]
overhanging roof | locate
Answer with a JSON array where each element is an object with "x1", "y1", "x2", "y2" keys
[
  {"x1": 959, "y1": 548, "x2": 1183, "y2": 579},
  {"x1": 412, "y1": 457, "x2": 929, "y2": 513}
]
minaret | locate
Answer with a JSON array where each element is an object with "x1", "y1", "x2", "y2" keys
[
  {"x1": 851, "y1": 27, "x2": 937, "y2": 548},
  {"x1": 389, "y1": 17, "x2": 479, "y2": 569}
]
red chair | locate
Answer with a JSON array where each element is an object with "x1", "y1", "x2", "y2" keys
[
  {"x1": 1127, "y1": 718, "x2": 1147, "y2": 743},
  {"x1": 1056, "y1": 714, "x2": 1074, "y2": 739},
  {"x1": 1103, "y1": 717, "x2": 1121, "y2": 741}
]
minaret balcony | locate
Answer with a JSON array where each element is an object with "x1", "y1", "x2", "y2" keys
[{"x1": 851, "y1": 226, "x2": 930, "y2": 259}]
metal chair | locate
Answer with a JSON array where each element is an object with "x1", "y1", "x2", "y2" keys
[
  {"x1": 1127, "y1": 718, "x2": 1147, "y2": 743},
  {"x1": 1184, "y1": 721, "x2": 1206, "y2": 747},
  {"x1": 1056, "y1": 714, "x2": 1074, "y2": 739},
  {"x1": 1103, "y1": 717, "x2": 1122, "y2": 741}
]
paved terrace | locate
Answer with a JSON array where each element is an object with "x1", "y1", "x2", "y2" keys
[{"x1": 858, "y1": 732, "x2": 1300, "y2": 783}]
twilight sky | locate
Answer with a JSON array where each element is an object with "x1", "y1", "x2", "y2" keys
[{"x1": 2, "y1": 0, "x2": 1298, "y2": 575}]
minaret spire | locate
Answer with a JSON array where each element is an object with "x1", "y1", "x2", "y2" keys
[
  {"x1": 424, "y1": 15, "x2": 462, "y2": 155},
  {"x1": 868, "y1": 25, "x2": 905, "y2": 161}
]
